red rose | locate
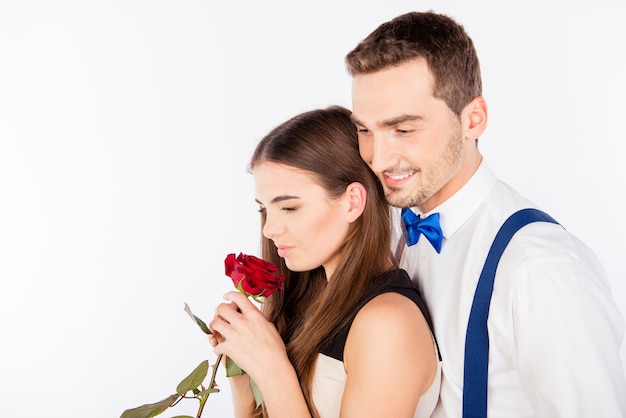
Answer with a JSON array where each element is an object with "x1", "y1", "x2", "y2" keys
[{"x1": 224, "y1": 253, "x2": 285, "y2": 298}]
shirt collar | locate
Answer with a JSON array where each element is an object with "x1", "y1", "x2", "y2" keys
[{"x1": 417, "y1": 159, "x2": 497, "y2": 239}]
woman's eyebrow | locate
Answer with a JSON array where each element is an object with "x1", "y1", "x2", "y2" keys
[{"x1": 255, "y1": 195, "x2": 301, "y2": 205}]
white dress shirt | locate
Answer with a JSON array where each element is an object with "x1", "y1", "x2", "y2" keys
[{"x1": 398, "y1": 161, "x2": 626, "y2": 417}]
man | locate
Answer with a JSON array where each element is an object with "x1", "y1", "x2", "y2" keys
[{"x1": 346, "y1": 11, "x2": 626, "y2": 417}]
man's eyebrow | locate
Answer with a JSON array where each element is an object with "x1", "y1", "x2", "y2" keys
[
  {"x1": 255, "y1": 195, "x2": 301, "y2": 205},
  {"x1": 350, "y1": 114, "x2": 423, "y2": 128},
  {"x1": 381, "y1": 114, "x2": 423, "y2": 127}
]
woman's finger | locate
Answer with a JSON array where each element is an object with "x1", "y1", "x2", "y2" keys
[
  {"x1": 222, "y1": 291, "x2": 257, "y2": 313},
  {"x1": 208, "y1": 334, "x2": 218, "y2": 347},
  {"x1": 209, "y1": 311, "x2": 234, "y2": 340},
  {"x1": 214, "y1": 301, "x2": 243, "y2": 325}
]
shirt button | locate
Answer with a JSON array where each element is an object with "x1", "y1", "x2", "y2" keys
[{"x1": 421, "y1": 254, "x2": 428, "y2": 263}]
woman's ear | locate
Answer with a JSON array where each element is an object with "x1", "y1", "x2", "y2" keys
[{"x1": 344, "y1": 182, "x2": 367, "y2": 223}]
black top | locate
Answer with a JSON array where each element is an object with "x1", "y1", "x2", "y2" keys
[{"x1": 320, "y1": 268, "x2": 440, "y2": 362}]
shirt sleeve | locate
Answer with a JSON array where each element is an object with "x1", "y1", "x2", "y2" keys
[{"x1": 510, "y1": 246, "x2": 626, "y2": 417}]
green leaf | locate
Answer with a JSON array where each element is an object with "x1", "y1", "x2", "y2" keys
[
  {"x1": 197, "y1": 387, "x2": 220, "y2": 396},
  {"x1": 250, "y1": 378, "x2": 264, "y2": 408},
  {"x1": 176, "y1": 360, "x2": 209, "y2": 395},
  {"x1": 120, "y1": 394, "x2": 179, "y2": 418},
  {"x1": 225, "y1": 356, "x2": 245, "y2": 377},
  {"x1": 184, "y1": 303, "x2": 212, "y2": 335}
]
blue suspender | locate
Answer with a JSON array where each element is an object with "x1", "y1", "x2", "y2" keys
[{"x1": 462, "y1": 209, "x2": 560, "y2": 418}]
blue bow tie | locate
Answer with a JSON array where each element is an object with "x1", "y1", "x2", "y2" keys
[{"x1": 401, "y1": 208, "x2": 443, "y2": 253}]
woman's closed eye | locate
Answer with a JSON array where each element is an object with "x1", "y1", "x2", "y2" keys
[{"x1": 258, "y1": 205, "x2": 297, "y2": 213}]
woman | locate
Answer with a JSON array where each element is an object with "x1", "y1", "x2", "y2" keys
[{"x1": 209, "y1": 106, "x2": 441, "y2": 418}]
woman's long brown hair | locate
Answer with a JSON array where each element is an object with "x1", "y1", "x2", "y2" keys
[{"x1": 248, "y1": 106, "x2": 397, "y2": 418}]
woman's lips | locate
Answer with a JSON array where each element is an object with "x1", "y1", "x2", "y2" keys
[{"x1": 276, "y1": 245, "x2": 293, "y2": 257}]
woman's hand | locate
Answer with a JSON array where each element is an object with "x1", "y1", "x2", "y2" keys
[
  {"x1": 209, "y1": 291, "x2": 288, "y2": 383},
  {"x1": 210, "y1": 291, "x2": 311, "y2": 417}
]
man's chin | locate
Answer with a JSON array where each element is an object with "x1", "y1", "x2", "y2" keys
[{"x1": 384, "y1": 190, "x2": 417, "y2": 209}]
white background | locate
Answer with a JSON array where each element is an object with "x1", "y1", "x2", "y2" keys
[{"x1": 1, "y1": 1, "x2": 624, "y2": 416}]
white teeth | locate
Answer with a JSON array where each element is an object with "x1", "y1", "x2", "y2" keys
[{"x1": 388, "y1": 173, "x2": 413, "y2": 180}]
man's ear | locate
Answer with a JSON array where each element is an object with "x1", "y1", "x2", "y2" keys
[
  {"x1": 463, "y1": 96, "x2": 488, "y2": 141},
  {"x1": 344, "y1": 182, "x2": 367, "y2": 223}
]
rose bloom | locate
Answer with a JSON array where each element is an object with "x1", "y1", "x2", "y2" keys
[{"x1": 224, "y1": 253, "x2": 285, "y2": 298}]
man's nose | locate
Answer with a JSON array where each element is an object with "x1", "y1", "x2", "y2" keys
[{"x1": 369, "y1": 132, "x2": 395, "y2": 174}]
